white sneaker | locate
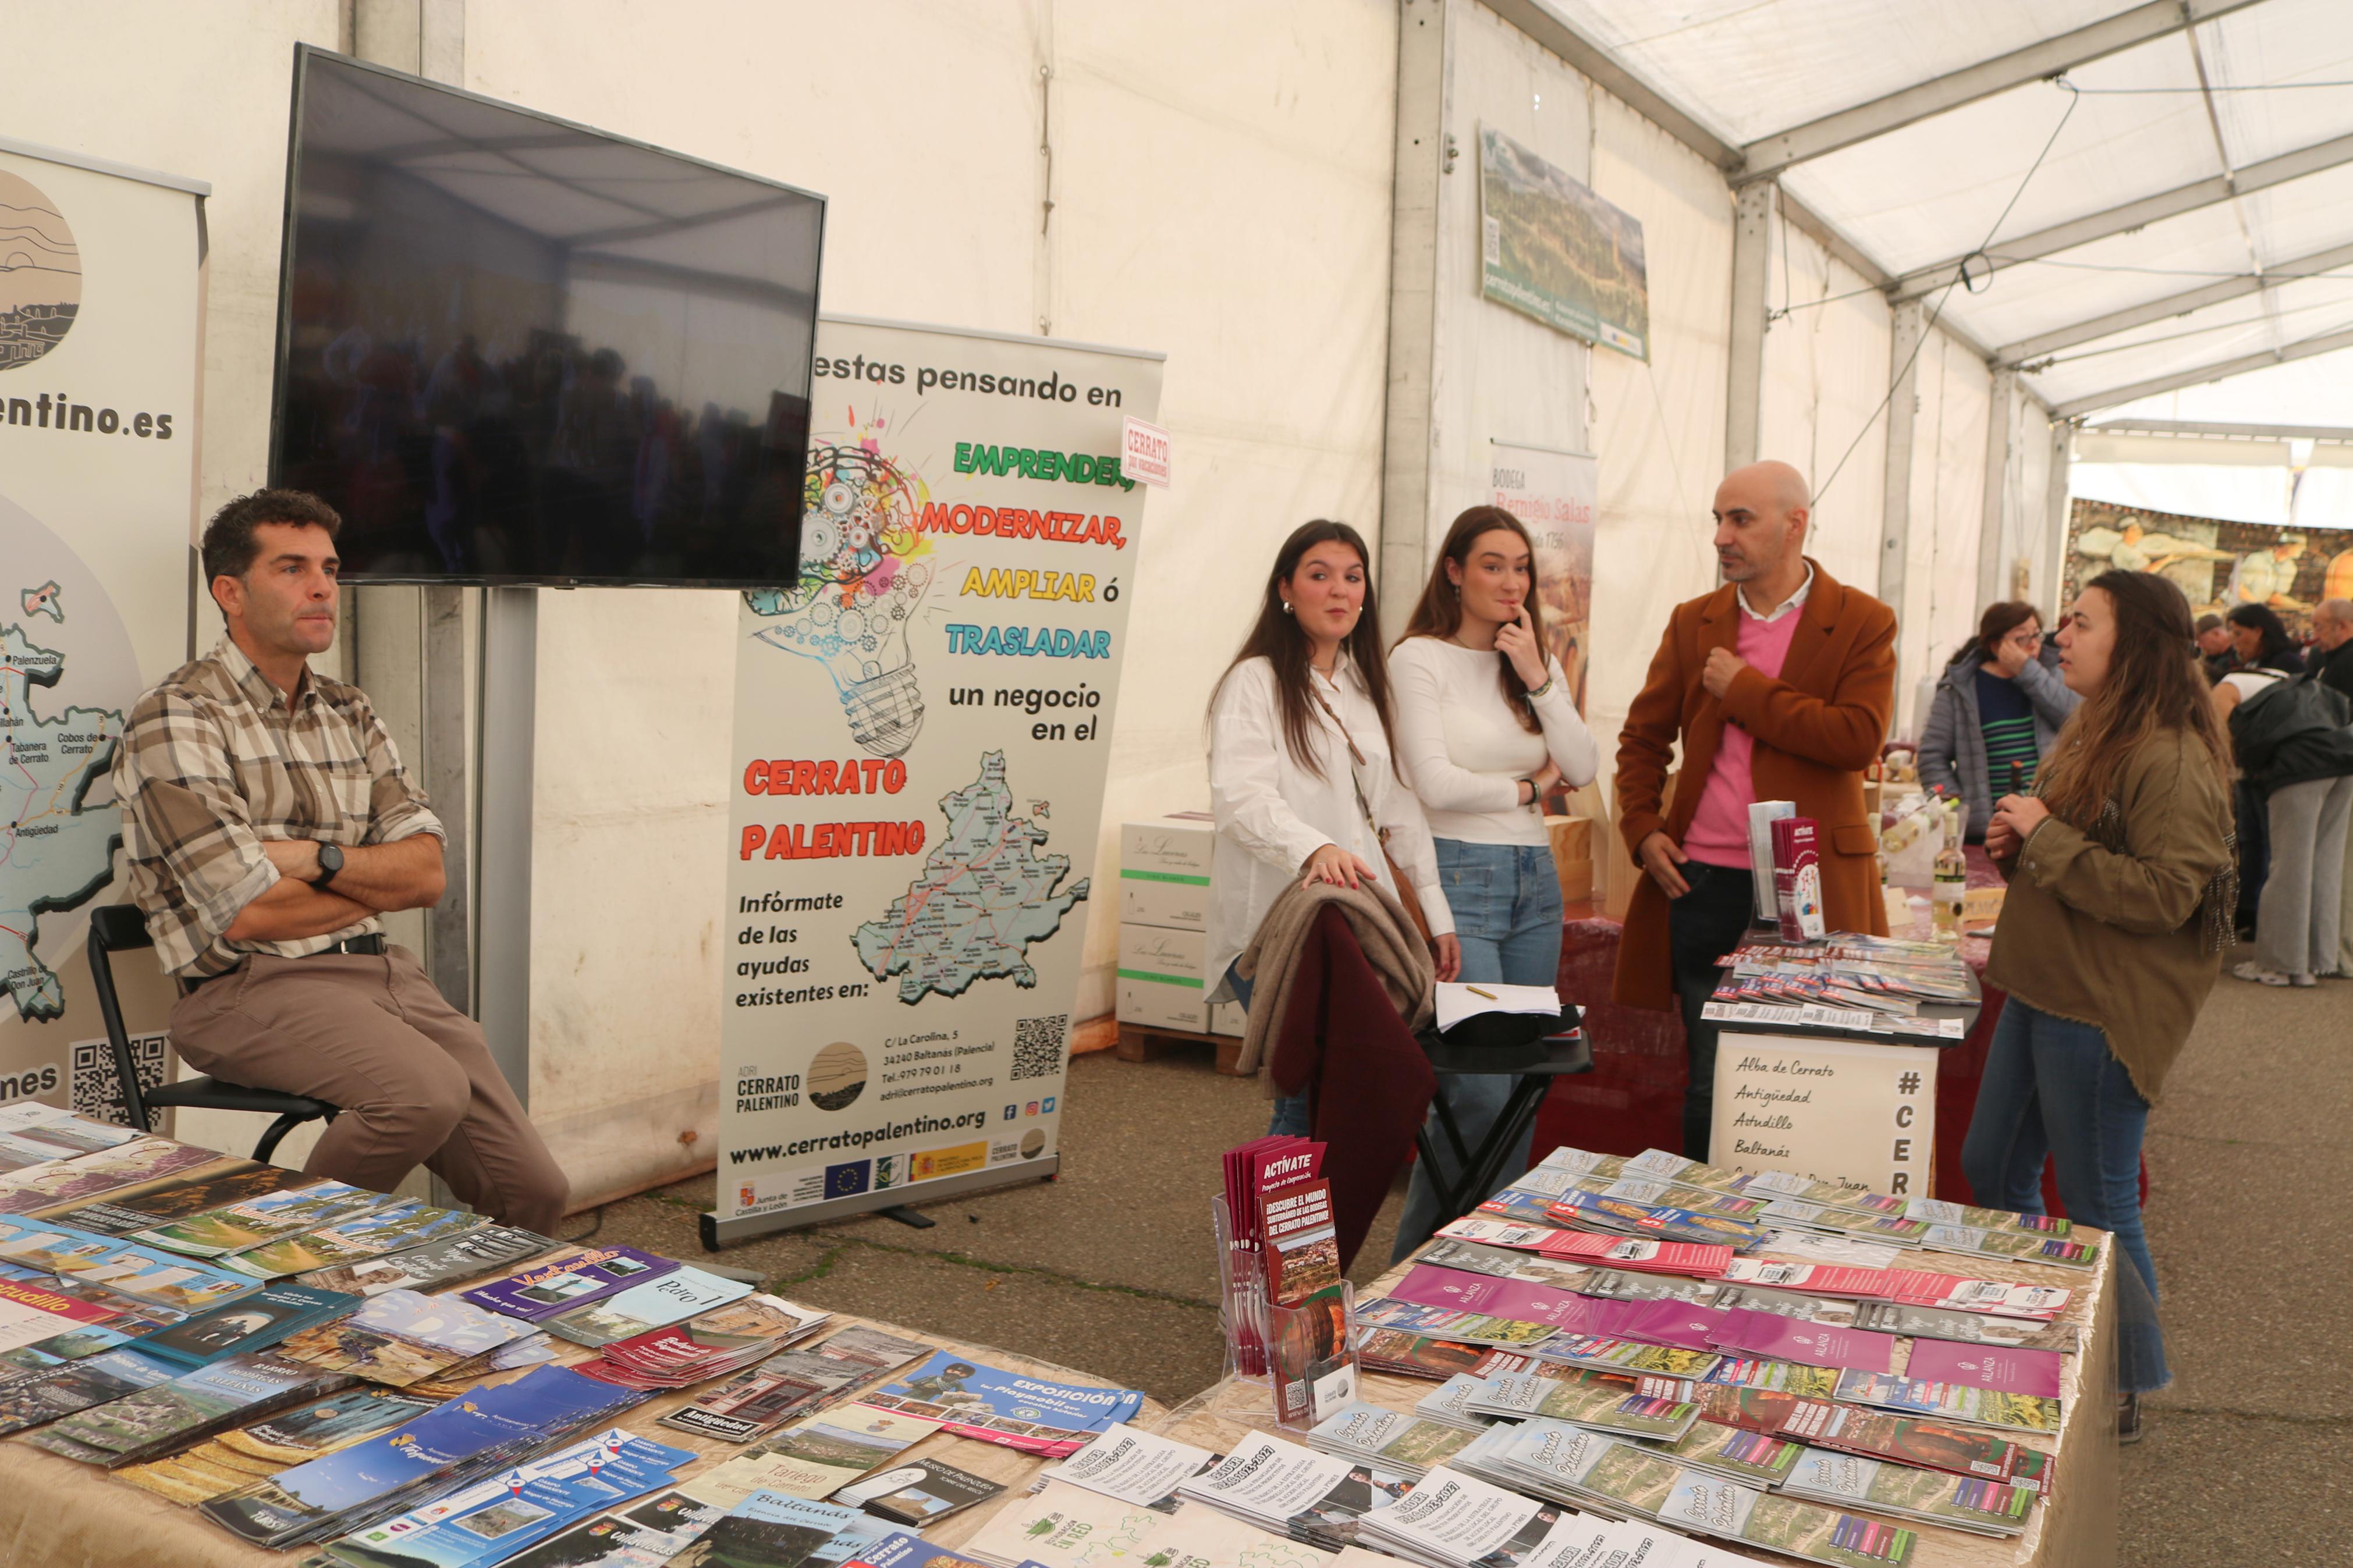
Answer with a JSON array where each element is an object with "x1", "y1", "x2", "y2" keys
[
  {"x1": 2232, "y1": 961, "x2": 2291, "y2": 986},
  {"x1": 2292, "y1": 972, "x2": 2319, "y2": 988}
]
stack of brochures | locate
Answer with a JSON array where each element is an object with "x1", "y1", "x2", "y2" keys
[
  {"x1": 293, "y1": 1224, "x2": 555, "y2": 1299},
  {"x1": 1779, "y1": 1448, "x2": 2038, "y2": 1537},
  {"x1": 1049, "y1": 1422, "x2": 1214, "y2": 1508},
  {"x1": 274, "y1": 1286, "x2": 538, "y2": 1388},
  {"x1": 1348, "y1": 1464, "x2": 1581, "y2": 1568},
  {"x1": 200, "y1": 1364, "x2": 644, "y2": 1548},
  {"x1": 125, "y1": 1282, "x2": 358, "y2": 1369},
  {"x1": 117, "y1": 1386, "x2": 435, "y2": 1506},
  {"x1": 964, "y1": 1477, "x2": 1335, "y2": 1568},
  {"x1": 1307, "y1": 1401, "x2": 1477, "y2": 1478},
  {"x1": 860, "y1": 1349, "x2": 1144, "y2": 1458},
  {"x1": 21, "y1": 1351, "x2": 345, "y2": 1469},
  {"x1": 661, "y1": 1324, "x2": 930, "y2": 1443},
  {"x1": 1464, "y1": 1369, "x2": 1701, "y2": 1441},
  {"x1": 1174, "y1": 1428, "x2": 1415, "y2": 1546},
  {"x1": 579, "y1": 1292, "x2": 830, "y2": 1390}
]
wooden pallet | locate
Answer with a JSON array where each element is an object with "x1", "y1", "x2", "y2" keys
[{"x1": 1115, "y1": 1020, "x2": 1247, "y2": 1076}]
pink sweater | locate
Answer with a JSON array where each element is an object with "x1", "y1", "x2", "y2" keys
[{"x1": 1683, "y1": 608, "x2": 1807, "y2": 868}]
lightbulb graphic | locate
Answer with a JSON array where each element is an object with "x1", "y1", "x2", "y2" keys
[{"x1": 745, "y1": 440, "x2": 934, "y2": 756}]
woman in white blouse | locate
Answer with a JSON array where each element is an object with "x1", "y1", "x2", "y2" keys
[
  {"x1": 1208, "y1": 520, "x2": 1460, "y2": 1135},
  {"x1": 1388, "y1": 505, "x2": 1600, "y2": 1254}
]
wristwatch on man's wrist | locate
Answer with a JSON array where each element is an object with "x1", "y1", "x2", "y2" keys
[{"x1": 310, "y1": 842, "x2": 345, "y2": 891}]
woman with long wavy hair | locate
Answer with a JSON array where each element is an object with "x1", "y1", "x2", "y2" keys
[
  {"x1": 1206, "y1": 521, "x2": 1460, "y2": 1135},
  {"x1": 1386, "y1": 506, "x2": 1599, "y2": 1257},
  {"x1": 1967, "y1": 570, "x2": 2235, "y2": 1443}
]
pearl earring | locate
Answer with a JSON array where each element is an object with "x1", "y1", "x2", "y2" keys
[{"x1": 1282, "y1": 601, "x2": 1293, "y2": 614}]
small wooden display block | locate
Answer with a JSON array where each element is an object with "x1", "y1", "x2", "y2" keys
[{"x1": 1115, "y1": 1020, "x2": 1246, "y2": 1076}]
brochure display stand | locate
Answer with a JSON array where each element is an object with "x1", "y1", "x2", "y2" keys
[{"x1": 1211, "y1": 1196, "x2": 1360, "y2": 1432}]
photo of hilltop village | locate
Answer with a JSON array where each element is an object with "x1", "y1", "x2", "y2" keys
[{"x1": 0, "y1": 167, "x2": 79, "y2": 369}]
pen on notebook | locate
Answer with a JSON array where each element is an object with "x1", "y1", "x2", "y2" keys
[{"x1": 1466, "y1": 986, "x2": 1497, "y2": 999}]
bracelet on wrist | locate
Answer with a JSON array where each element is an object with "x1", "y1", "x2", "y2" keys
[{"x1": 1524, "y1": 677, "x2": 1554, "y2": 701}]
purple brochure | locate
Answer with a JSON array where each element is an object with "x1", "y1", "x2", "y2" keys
[
  {"x1": 1388, "y1": 1265, "x2": 1617, "y2": 1331},
  {"x1": 1901, "y1": 1336, "x2": 2065, "y2": 1398},
  {"x1": 1608, "y1": 1299, "x2": 1734, "y2": 1353},
  {"x1": 1707, "y1": 1307, "x2": 1897, "y2": 1373},
  {"x1": 460, "y1": 1246, "x2": 680, "y2": 1322}
]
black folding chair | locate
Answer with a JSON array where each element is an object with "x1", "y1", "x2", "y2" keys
[{"x1": 85, "y1": 905, "x2": 339, "y2": 1163}]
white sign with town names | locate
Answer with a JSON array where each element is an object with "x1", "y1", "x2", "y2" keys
[{"x1": 1709, "y1": 1031, "x2": 1937, "y2": 1196}]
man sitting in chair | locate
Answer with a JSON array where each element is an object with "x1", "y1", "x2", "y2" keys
[{"x1": 112, "y1": 488, "x2": 567, "y2": 1232}]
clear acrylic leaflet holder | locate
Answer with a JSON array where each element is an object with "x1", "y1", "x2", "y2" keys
[{"x1": 1212, "y1": 1193, "x2": 1361, "y2": 1431}]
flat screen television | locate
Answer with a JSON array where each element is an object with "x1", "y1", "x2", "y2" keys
[{"x1": 269, "y1": 47, "x2": 824, "y2": 586}]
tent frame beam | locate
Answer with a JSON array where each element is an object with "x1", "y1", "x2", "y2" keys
[
  {"x1": 1996, "y1": 239, "x2": 2353, "y2": 367},
  {"x1": 1894, "y1": 129, "x2": 2353, "y2": 303},
  {"x1": 2052, "y1": 325, "x2": 2353, "y2": 418},
  {"x1": 1737, "y1": 0, "x2": 2267, "y2": 185},
  {"x1": 2089, "y1": 417, "x2": 2353, "y2": 441}
]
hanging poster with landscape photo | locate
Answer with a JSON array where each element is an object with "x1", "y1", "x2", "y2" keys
[
  {"x1": 1478, "y1": 126, "x2": 1648, "y2": 361},
  {"x1": 711, "y1": 317, "x2": 1163, "y2": 1245}
]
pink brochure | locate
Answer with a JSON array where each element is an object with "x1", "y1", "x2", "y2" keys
[
  {"x1": 1609, "y1": 1299, "x2": 1734, "y2": 1352},
  {"x1": 1708, "y1": 1307, "x2": 1897, "y2": 1373},
  {"x1": 1902, "y1": 1336, "x2": 2067, "y2": 1399},
  {"x1": 1388, "y1": 1265, "x2": 1616, "y2": 1331}
]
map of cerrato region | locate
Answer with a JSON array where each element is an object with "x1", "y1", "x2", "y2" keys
[
  {"x1": 2, "y1": 590, "x2": 126, "y2": 1021},
  {"x1": 854, "y1": 751, "x2": 1089, "y2": 1004}
]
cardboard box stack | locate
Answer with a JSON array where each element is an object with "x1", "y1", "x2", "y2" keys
[{"x1": 1116, "y1": 813, "x2": 1241, "y2": 1036}]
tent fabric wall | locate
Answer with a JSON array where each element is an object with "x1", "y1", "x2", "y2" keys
[
  {"x1": 463, "y1": 0, "x2": 1403, "y2": 1192},
  {"x1": 2071, "y1": 463, "x2": 2295, "y2": 528},
  {"x1": 1584, "y1": 91, "x2": 1735, "y2": 803},
  {"x1": 1896, "y1": 329, "x2": 1990, "y2": 738},
  {"x1": 1757, "y1": 214, "x2": 1891, "y2": 593}
]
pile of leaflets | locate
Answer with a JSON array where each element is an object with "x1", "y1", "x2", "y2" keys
[
  {"x1": 126, "y1": 1282, "x2": 359, "y2": 1368},
  {"x1": 21, "y1": 1351, "x2": 346, "y2": 1468},
  {"x1": 0, "y1": 1216, "x2": 264, "y2": 1314},
  {"x1": 674, "y1": 1403, "x2": 943, "y2": 1507},
  {"x1": 0, "y1": 1273, "x2": 153, "y2": 1368},
  {"x1": 1465, "y1": 1369, "x2": 1701, "y2": 1442},
  {"x1": 295, "y1": 1224, "x2": 556, "y2": 1299},
  {"x1": 459, "y1": 1245, "x2": 683, "y2": 1320},
  {"x1": 542, "y1": 1264, "x2": 753, "y2": 1347},
  {"x1": 1307, "y1": 1401, "x2": 1476, "y2": 1478},
  {"x1": 835, "y1": 1455, "x2": 1005, "y2": 1527},
  {"x1": 311, "y1": 1428, "x2": 701, "y2": 1567},
  {"x1": 966, "y1": 1477, "x2": 1336, "y2": 1568},
  {"x1": 130, "y1": 1180, "x2": 391, "y2": 1258},
  {"x1": 662, "y1": 1324, "x2": 930, "y2": 1443},
  {"x1": 118, "y1": 1385, "x2": 435, "y2": 1505},
  {"x1": 0, "y1": 1136, "x2": 223, "y2": 1214},
  {"x1": 0, "y1": 1103, "x2": 147, "y2": 1168},
  {"x1": 217, "y1": 1198, "x2": 488, "y2": 1278},
  {"x1": 1697, "y1": 1385, "x2": 2052, "y2": 1494},
  {"x1": 1542, "y1": 1189, "x2": 1769, "y2": 1252},
  {"x1": 1220, "y1": 1135, "x2": 1336, "y2": 1379},
  {"x1": 275, "y1": 1287, "x2": 540, "y2": 1386},
  {"x1": 200, "y1": 1364, "x2": 644, "y2": 1548},
  {"x1": 861, "y1": 1347, "x2": 1144, "y2": 1456},
  {"x1": 1779, "y1": 1448, "x2": 2038, "y2": 1537},
  {"x1": 579, "y1": 1292, "x2": 830, "y2": 1390},
  {"x1": 40, "y1": 1161, "x2": 317, "y2": 1237},
  {"x1": 1346, "y1": 1464, "x2": 1583, "y2": 1568}
]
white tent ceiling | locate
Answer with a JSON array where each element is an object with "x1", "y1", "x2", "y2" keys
[{"x1": 1529, "y1": 0, "x2": 2353, "y2": 422}]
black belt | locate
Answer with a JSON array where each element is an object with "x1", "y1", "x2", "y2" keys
[{"x1": 193, "y1": 934, "x2": 388, "y2": 986}]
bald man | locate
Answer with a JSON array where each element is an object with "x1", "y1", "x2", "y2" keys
[
  {"x1": 1613, "y1": 461, "x2": 1898, "y2": 1158},
  {"x1": 2312, "y1": 598, "x2": 2353, "y2": 699}
]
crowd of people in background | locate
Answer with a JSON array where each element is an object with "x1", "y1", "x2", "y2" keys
[{"x1": 1204, "y1": 460, "x2": 2335, "y2": 1443}]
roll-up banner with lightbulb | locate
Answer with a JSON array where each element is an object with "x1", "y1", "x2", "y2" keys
[{"x1": 705, "y1": 315, "x2": 1165, "y2": 1244}]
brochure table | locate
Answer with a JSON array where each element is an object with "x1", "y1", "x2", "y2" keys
[
  {"x1": 0, "y1": 1271, "x2": 1162, "y2": 1567},
  {"x1": 1156, "y1": 1232, "x2": 2118, "y2": 1568}
]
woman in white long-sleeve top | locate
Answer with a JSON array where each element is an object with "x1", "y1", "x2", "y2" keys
[
  {"x1": 1208, "y1": 520, "x2": 1460, "y2": 1135},
  {"x1": 1387, "y1": 505, "x2": 1600, "y2": 1256}
]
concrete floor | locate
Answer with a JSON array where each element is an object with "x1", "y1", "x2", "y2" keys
[{"x1": 585, "y1": 957, "x2": 2348, "y2": 1563}]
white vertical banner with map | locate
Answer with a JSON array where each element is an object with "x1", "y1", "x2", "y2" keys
[
  {"x1": 709, "y1": 316, "x2": 1163, "y2": 1242},
  {"x1": 0, "y1": 143, "x2": 204, "y2": 1116}
]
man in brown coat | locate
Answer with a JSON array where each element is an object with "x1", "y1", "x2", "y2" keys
[{"x1": 1613, "y1": 460, "x2": 1896, "y2": 1157}]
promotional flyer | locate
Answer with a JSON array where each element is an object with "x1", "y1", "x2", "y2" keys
[
  {"x1": 0, "y1": 145, "x2": 203, "y2": 1115},
  {"x1": 712, "y1": 317, "x2": 1163, "y2": 1239}
]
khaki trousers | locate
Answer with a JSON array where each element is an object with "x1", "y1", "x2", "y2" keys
[{"x1": 168, "y1": 945, "x2": 569, "y2": 1233}]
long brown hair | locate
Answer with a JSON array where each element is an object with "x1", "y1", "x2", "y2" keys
[
  {"x1": 1955, "y1": 600, "x2": 2040, "y2": 666},
  {"x1": 2036, "y1": 570, "x2": 2232, "y2": 827},
  {"x1": 1208, "y1": 521, "x2": 1399, "y2": 779},
  {"x1": 1399, "y1": 506, "x2": 1547, "y2": 734}
]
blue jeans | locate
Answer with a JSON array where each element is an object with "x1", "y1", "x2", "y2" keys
[
  {"x1": 1960, "y1": 998, "x2": 2169, "y2": 1392},
  {"x1": 1390, "y1": 840, "x2": 1564, "y2": 1263}
]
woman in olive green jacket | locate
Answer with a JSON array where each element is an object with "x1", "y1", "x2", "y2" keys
[{"x1": 1969, "y1": 570, "x2": 2235, "y2": 1442}]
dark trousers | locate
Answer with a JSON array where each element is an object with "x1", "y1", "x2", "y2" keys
[{"x1": 1666, "y1": 862, "x2": 1759, "y2": 1160}]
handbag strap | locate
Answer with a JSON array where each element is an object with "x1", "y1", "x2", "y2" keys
[{"x1": 1307, "y1": 682, "x2": 1387, "y2": 845}]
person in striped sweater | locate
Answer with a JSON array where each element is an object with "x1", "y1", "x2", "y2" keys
[{"x1": 1919, "y1": 602, "x2": 2082, "y2": 841}]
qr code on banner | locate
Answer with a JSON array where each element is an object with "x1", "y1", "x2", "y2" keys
[
  {"x1": 72, "y1": 1032, "x2": 168, "y2": 1128},
  {"x1": 1010, "y1": 1015, "x2": 1067, "y2": 1080}
]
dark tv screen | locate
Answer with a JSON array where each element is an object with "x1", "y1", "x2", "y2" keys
[{"x1": 270, "y1": 48, "x2": 824, "y2": 585}]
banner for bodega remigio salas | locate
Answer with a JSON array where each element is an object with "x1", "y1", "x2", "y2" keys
[
  {"x1": 0, "y1": 138, "x2": 203, "y2": 1122},
  {"x1": 708, "y1": 316, "x2": 1163, "y2": 1243}
]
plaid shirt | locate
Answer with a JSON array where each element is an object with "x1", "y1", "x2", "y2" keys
[{"x1": 112, "y1": 637, "x2": 443, "y2": 976}]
